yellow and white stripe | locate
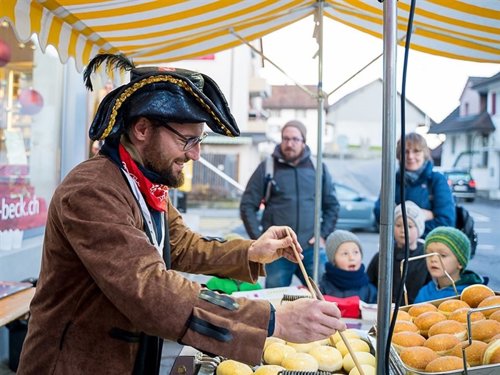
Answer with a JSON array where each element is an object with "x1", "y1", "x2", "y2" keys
[{"x1": 1, "y1": 0, "x2": 499, "y2": 71}]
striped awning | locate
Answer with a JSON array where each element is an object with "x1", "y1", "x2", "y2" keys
[{"x1": 1, "y1": 0, "x2": 499, "y2": 71}]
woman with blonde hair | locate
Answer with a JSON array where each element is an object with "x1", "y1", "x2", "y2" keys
[{"x1": 373, "y1": 132, "x2": 455, "y2": 237}]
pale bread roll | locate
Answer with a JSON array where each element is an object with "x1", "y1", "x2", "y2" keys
[
  {"x1": 308, "y1": 345, "x2": 343, "y2": 372},
  {"x1": 336, "y1": 338, "x2": 370, "y2": 357},
  {"x1": 342, "y1": 351, "x2": 376, "y2": 373},
  {"x1": 263, "y1": 337, "x2": 285, "y2": 350},
  {"x1": 332, "y1": 329, "x2": 360, "y2": 344},
  {"x1": 263, "y1": 342, "x2": 295, "y2": 365},
  {"x1": 216, "y1": 359, "x2": 253, "y2": 375},
  {"x1": 281, "y1": 352, "x2": 319, "y2": 371},
  {"x1": 254, "y1": 364, "x2": 285, "y2": 375},
  {"x1": 349, "y1": 364, "x2": 376, "y2": 375},
  {"x1": 286, "y1": 341, "x2": 320, "y2": 353}
]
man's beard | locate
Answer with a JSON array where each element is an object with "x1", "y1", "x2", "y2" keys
[{"x1": 143, "y1": 135, "x2": 185, "y2": 188}]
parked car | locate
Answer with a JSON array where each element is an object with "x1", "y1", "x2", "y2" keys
[
  {"x1": 442, "y1": 169, "x2": 476, "y2": 202},
  {"x1": 334, "y1": 182, "x2": 377, "y2": 232}
]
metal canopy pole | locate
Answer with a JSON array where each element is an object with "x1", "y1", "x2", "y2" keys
[
  {"x1": 376, "y1": 0, "x2": 398, "y2": 373},
  {"x1": 312, "y1": 0, "x2": 325, "y2": 282}
]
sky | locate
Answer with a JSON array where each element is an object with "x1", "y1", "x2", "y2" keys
[{"x1": 257, "y1": 17, "x2": 499, "y2": 124}]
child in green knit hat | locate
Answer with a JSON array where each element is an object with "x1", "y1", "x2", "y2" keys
[{"x1": 414, "y1": 226, "x2": 486, "y2": 303}]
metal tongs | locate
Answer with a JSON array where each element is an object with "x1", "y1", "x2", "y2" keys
[
  {"x1": 285, "y1": 228, "x2": 366, "y2": 375},
  {"x1": 400, "y1": 252, "x2": 458, "y2": 306}
]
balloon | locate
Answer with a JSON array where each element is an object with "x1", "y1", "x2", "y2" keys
[{"x1": 18, "y1": 88, "x2": 44, "y2": 115}]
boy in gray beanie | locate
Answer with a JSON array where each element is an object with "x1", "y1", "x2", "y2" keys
[
  {"x1": 367, "y1": 201, "x2": 430, "y2": 304},
  {"x1": 319, "y1": 230, "x2": 377, "y2": 303}
]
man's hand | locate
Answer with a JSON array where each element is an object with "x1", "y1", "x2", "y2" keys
[
  {"x1": 272, "y1": 298, "x2": 346, "y2": 342},
  {"x1": 247, "y1": 226, "x2": 303, "y2": 264}
]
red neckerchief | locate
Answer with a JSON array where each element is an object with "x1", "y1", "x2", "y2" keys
[{"x1": 119, "y1": 144, "x2": 168, "y2": 212}]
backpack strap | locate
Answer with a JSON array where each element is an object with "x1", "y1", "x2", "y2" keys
[{"x1": 263, "y1": 156, "x2": 274, "y2": 203}]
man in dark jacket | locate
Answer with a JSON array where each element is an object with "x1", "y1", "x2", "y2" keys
[{"x1": 240, "y1": 120, "x2": 340, "y2": 288}]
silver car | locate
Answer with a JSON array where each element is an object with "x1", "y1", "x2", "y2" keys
[{"x1": 334, "y1": 182, "x2": 377, "y2": 232}]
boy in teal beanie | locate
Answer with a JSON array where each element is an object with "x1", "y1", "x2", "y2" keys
[{"x1": 414, "y1": 226, "x2": 485, "y2": 303}]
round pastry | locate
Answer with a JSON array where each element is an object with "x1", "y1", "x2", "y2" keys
[
  {"x1": 490, "y1": 310, "x2": 500, "y2": 322},
  {"x1": 394, "y1": 320, "x2": 419, "y2": 334},
  {"x1": 263, "y1": 337, "x2": 286, "y2": 350},
  {"x1": 286, "y1": 341, "x2": 320, "y2": 353},
  {"x1": 448, "y1": 307, "x2": 486, "y2": 324},
  {"x1": 413, "y1": 311, "x2": 447, "y2": 337},
  {"x1": 399, "y1": 346, "x2": 438, "y2": 371},
  {"x1": 216, "y1": 360, "x2": 253, "y2": 375},
  {"x1": 477, "y1": 295, "x2": 500, "y2": 317},
  {"x1": 336, "y1": 338, "x2": 370, "y2": 357},
  {"x1": 391, "y1": 331, "x2": 426, "y2": 353},
  {"x1": 423, "y1": 333, "x2": 460, "y2": 355},
  {"x1": 349, "y1": 364, "x2": 376, "y2": 375},
  {"x1": 408, "y1": 303, "x2": 437, "y2": 318},
  {"x1": 308, "y1": 345, "x2": 343, "y2": 372},
  {"x1": 331, "y1": 329, "x2": 361, "y2": 344},
  {"x1": 263, "y1": 342, "x2": 296, "y2": 365},
  {"x1": 281, "y1": 352, "x2": 319, "y2": 371},
  {"x1": 460, "y1": 284, "x2": 495, "y2": 308},
  {"x1": 391, "y1": 309, "x2": 412, "y2": 322},
  {"x1": 470, "y1": 319, "x2": 500, "y2": 343},
  {"x1": 449, "y1": 340, "x2": 487, "y2": 367},
  {"x1": 428, "y1": 320, "x2": 467, "y2": 341},
  {"x1": 424, "y1": 356, "x2": 466, "y2": 372},
  {"x1": 254, "y1": 364, "x2": 285, "y2": 375},
  {"x1": 438, "y1": 299, "x2": 470, "y2": 317},
  {"x1": 342, "y1": 351, "x2": 376, "y2": 373},
  {"x1": 483, "y1": 338, "x2": 500, "y2": 365}
]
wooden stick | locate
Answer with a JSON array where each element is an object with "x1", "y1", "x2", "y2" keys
[{"x1": 283, "y1": 228, "x2": 365, "y2": 375}]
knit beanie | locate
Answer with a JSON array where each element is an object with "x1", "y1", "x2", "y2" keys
[
  {"x1": 325, "y1": 230, "x2": 363, "y2": 264},
  {"x1": 282, "y1": 120, "x2": 307, "y2": 142},
  {"x1": 394, "y1": 201, "x2": 426, "y2": 237},
  {"x1": 425, "y1": 226, "x2": 471, "y2": 269}
]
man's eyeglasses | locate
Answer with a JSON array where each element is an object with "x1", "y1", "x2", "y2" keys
[
  {"x1": 282, "y1": 137, "x2": 304, "y2": 144},
  {"x1": 161, "y1": 122, "x2": 208, "y2": 151}
]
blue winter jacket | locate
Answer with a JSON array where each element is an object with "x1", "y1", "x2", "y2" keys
[
  {"x1": 240, "y1": 145, "x2": 340, "y2": 248},
  {"x1": 374, "y1": 160, "x2": 455, "y2": 236},
  {"x1": 414, "y1": 270, "x2": 485, "y2": 303}
]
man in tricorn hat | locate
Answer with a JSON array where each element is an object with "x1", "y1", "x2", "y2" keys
[{"x1": 17, "y1": 55, "x2": 345, "y2": 375}]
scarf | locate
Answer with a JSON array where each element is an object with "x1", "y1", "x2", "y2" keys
[
  {"x1": 404, "y1": 160, "x2": 429, "y2": 185},
  {"x1": 118, "y1": 144, "x2": 169, "y2": 212},
  {"x1": 324, "y1": 262, "x2": 370, "y2": 290}
]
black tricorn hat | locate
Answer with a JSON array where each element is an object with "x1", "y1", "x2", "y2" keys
[{"x1": 84, "y1": 54, "x2": 240, "y2": 140}]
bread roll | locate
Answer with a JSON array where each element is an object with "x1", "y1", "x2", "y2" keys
[
  {"x1": 216, "y1": 360, "x2": 253, "y2": 375},
  {"x1": 391, "y1": 331, "x2": 426, "y2": 353},
  {"x1": 391, "y1": 309, "x2": 412, "y2": 321},
  {"x1": 399, "y1": 346, "x2": 438, "y2": 371},
  {"x1": 424, "y1": 333, "x2": 460, "y2": 355},
  {"x1": 394, "y1": 320, "x2": 419, "y2": 334},
  {"x1": 413, "y1": 311, "x2": 447, "y2": 337},
  {"x1": 408, "y1": 303, "x2": 437, "y2": 318},
  {"x1": 254, "y1": 364, "x2": 285, "y2": 375},
  {"x1": 263, "y1": 342, "x2": 295, "y2": 365},
  {"x1": 471, "y1": 319, "x2": 500, "y2": 343},
  {"x1": 331, "y1": 329, "x2": 360, "y2": 344},
  {"x1": 424, "y1": 355, "x2": 466, "y2": 372},
  {"x1": 349, "y1": 364, "x2": 376, "y2": 375},
  {"x1": 490, "y1": 309, "x2": 500, "y2": 323},
  {"x1": 308, "y1": 345, "x2": 343, "y2": 372},
  {"x1": 460, "y1": 284, "x2": 495, "y2": 307},
  {"x1": 342, "y1": 351, "x2": 376, "y2": 373},
  {"x1": 285, "y1": 341, "x2": 320, "y2": 353},
  {"x1": 336, "y1": 338, "x2": 370, "y2": 357},
  {"x1": 448, "y1": 307, "x2": 486, "y2": 324},
  {"x1": 263, "y1": 337, "x2": 285, "y2": 350},
  {"x1": 449, "y1": 340, "x2": 487, "y2": 367},
  {"x1": 483, "y1": 338, "x2": 500, "y2": 365},
  {"x1": 281, "y1": 352, "x2": 319, "y2": 371},
  {"x1": 428, "y1": 320, "x2": 467, "y2": 341},
  {"x1": 477, "y1": 295, "x2": 500, "y2": 317},
  {"x1": 438, "y1": 299, "x2": 470, "y2": 317}
]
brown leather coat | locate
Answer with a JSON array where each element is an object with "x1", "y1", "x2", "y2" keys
[{"x1": 17, "y1": 155, "x2": 270, "y2": 374}]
